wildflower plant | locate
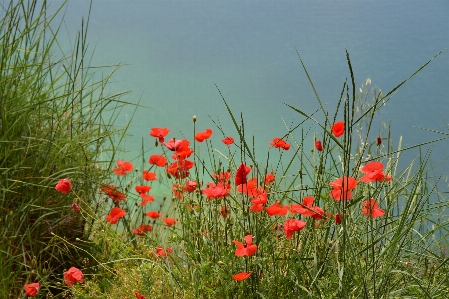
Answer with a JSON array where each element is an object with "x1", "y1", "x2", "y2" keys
[{"x1": 70, "y1": 49, "x2": 449, "y2": 298}]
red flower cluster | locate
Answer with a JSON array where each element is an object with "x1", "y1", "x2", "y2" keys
[{"x1": 269, "y1": 137, "x2": 290, "y2": 150}]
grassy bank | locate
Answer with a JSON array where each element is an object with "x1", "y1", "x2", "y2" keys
[{"x1": 0, "y1": 0, "x2": 130, "y2": 297}]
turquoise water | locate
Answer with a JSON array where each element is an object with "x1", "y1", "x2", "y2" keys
[{"x1": 56, "y1": 0, "x2": 449, "y2": 201}]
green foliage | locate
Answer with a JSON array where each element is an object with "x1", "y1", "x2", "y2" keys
[{"x1": 0, "y1": 0, "x2": 129, "y2": 296}]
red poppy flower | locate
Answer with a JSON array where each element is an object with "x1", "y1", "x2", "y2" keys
[
  {"x1": 163, "y1": 139, "x2": 184, "y2": 151},
  {"x1": 146, "y1": 211, "x2": 162, "y2": 219},
  {"x1": 99, "y1": 184, "x2": 116, "y2": 195},
  {"x1": 172, "y1": 146, "x2": 195, "y2": 160},
  {"x1": 315, "y1": 140, "x2": 323, "y2": 151},
  {"x1": 112, "y1": 160, "x2": 134, "y2": 176},
  {"x1": 219, "y1": 205, "x2": 229, "y2": 218},
  {"x1": 237, "y1": 177, "x2": 258, "y2": 196},
  {"x1": 232, "y1": 271, "x2": 252, "y2": 281},
  {"x1": 135, "y1": 185, "x2": 151, "y2": 194},
  {"x1": 330, "y1": 121, "x2": 344, "y2": 137},
  {"x1": 249, "y1": 204, "x2": 264, "y2": 213},
  {"x1": 155, "y1": 246, "x2": 172, "y2": 257},
  {"x1": 106, "y1": 207, "x2": 126, "y2": 224},
  {"x1": 195, "y1": 128, "x2": 213, "y2": 142},
  {"x1": 163, "y1": 217, "x2": 177, "y2": 226},
  {"x1": 335, "y1": 213, "x2": 343, "y2": 224},
  {"x1": 310, "y1": 206, "x2": 325, "y2": 220},
  {"x1": 222, "y1": 136, "x2": 234, "y2": 145},
  {"x1": 139, "y1": 194, "x2": 155, "y2": 206},
  {"x1": 233, "y1": 235, "x2": 258, "y2": 257},
  {"x1": 150, "y1": 127, "x2": 170, "y2": 143},
  {"x1": 362, "y1": 199, "x2": 385, "y2": 218},
  {"x1": 132, "y1": 224, "x2": 153, "y2": 236},
  {"x1": 202, "y1": 182, "x2": 229, "y2": 199},
  {"x1": 235, "y1": 163, "x2": 251, "y2": 186},
  {"x1": 64, "y1": 267, "x2": 84, "y2": 286},
  {"x1": 269, "y1": 138, "x2": 290, "y2": 150},
  {"x1": 359, "y1": 161, "x2": 392, "y2": 183},
  {"x1": 183, "y1": 180, "x2": 198, "y2": 193},
  {"x1": 265, "y1": 173, "x2": 275, "y2": 185},
  {"x1": 377, "y1": 136, "x2": 382, "y2": 146},
  {"x1": 169, "y1": 139, "x2": 194, "y2": 160},
  {"x1": 149, "y1": 155, "x2": 167, "y2": 167},
  {"x1": 135, "y1": 292, "x2": 146, "y2": 299},
  {"x1": 55, "y1": 179, "x2": 72, "y2": 194},
  {"x1": 329, "y1": 176, "x2": 357, "y2": 201},
  {"x1": 73, "y1": 202, "x2": 80, "y2": 213},
  {"x1": 99, "y1": 184, "x2": 127, "y2": 201},
  {"x1": 290, "y1": 196, "x2": 324, "y2": 219},
  {"x1": 24, "y1": 282, "x2": 40, "y2": 297},
  {"x1": 251, "y1": 189, "x2": 267, "y2": 205},
  {"x1": 142, "y1": 170, "x2": 157, "y2": 181},
  {"x1": 265, "y1": 202, "x2": 289, "y2": 216},
  {"x1": 249, "y1": 189, "x2": 268, "y2": 212},
  {"x1": 283, "y1": 219, "x2": 306, "y2": 240}
]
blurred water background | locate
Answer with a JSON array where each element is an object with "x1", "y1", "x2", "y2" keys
[{"x1": 51, "y1": 0, "x2": 449, "y2": 201}]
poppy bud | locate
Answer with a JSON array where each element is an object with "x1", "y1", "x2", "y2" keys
[
  {"x1": 335, "y1": 213, "x2": 343, "y2": 225},
  {"x1": 314, "y1": 140, "x2": 323, "y2": 152},
  {"x1": 377, "y1": 136, "x2": 382, "y2": 146},
  {"x1": 73, "y1": 202, "x2": 80, "y2": 213},
  {"x1": 193, "y1": 115, "x2": 197, "y2": 122}
]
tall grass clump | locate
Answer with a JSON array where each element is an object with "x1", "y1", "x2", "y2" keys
[
  {"x1": 0, "y1": 0, "x2": 129, "y2": 296},
  {"x1": 63, "y1": 49, "x2": 449, "y2": 299}
]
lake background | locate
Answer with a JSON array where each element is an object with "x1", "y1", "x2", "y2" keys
[{"x1": 51, "y1": 0, "x2": 449, "y2": 201}]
